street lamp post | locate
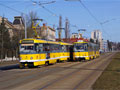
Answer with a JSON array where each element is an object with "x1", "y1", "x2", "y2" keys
[{"x1": 24, "y1": 15, "x2": 27, "y2": 39}]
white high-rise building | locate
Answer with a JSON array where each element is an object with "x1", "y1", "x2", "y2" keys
[
  {"x1": 91, "y1": 30, "x2": 108, "y2": 52},
  {"x1": 91, "y1": 30, "x2": 102, "y2": 41}
]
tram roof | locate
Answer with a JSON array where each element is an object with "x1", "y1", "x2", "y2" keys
[
  {"x1": 74, "y1": 41, "x2": 88, "y2": 44},
  {"x1": 19, "y1": 38, "x2": 60, "y2": 44},
  {"x1": 59, "y1": 42, "x2": 72, "y2": 45},
  {"x1": 19, "y1": 38, "x2": 47, "y2": 43},
  {"x1": 47, "y1": 41, "x2": 59, "y2": 44}
]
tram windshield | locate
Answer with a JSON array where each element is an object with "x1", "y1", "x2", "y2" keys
[
  {"x1": 20, "y1": 43, "x2": 44, "y2": 53},
  {"x1": 74, "y1": 43, "x2": 88, "y2": 51},
  {"x1": 20, "y1": 44, "x2": 36, "y2": 53}
]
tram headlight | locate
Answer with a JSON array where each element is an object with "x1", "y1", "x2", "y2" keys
[
  {"x1": 30, "y1": 57, "x2": 33, "y2": 60},
  {"x1": 20, "y1": 57, "x2": 22, "y2": 60}
]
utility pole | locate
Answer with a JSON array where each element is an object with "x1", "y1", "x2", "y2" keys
[
  {"x1": 68, "y1": 20, "x2": 70, "y2": 39},
  {"x1": 59, "y1": 15, "x2": 62, "y2": 41},
  {"x1": 58, "y1": 15, "x2": 64, "y2": 41},
  {"x1": 65, "y1": 18, "x2": 70, "y2": 42},
  {"x1": 25, "y1": 16, "x2": 27, "y2": 39},
  {"x1": 65, "y1": 18, "x2": 68, "y2": 39},
  {"x1": 53, "y1": 24, "x2": 55, "y2": 30}
]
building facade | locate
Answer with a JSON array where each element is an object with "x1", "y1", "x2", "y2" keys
[
  {"x1": 13, "y1": 16, "x2": 24, "y2": 30},
  {"x1": 0, "y1": 16, "x2": 14, "y2": 38},
  {"x1": 91, "y1": 30, "x2": 102, "y2": 42},
  {"x1": 91, "y1": 30, "x2": 108, "y2": 52},
  {"x1": 0, "y1": 16, "x2": 25, "y2": 39},
  {"x1": 39, "y1": 24, "x2": 56, "y2": 41},
  {"x1": 100, "y1": 39, "x2": 108, "y2": 52}
]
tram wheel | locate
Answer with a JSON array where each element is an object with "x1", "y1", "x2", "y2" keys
[{"x1": 45, "y1": 61, "x2": 49, "y2": 66}]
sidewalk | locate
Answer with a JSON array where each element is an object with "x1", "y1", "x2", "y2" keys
[
  {"x1": 0, "y1": 57, "x2": 19, "y2": 62},
  {"x1": 0, "y1": 57, "x2": 19, "y2": 67}
]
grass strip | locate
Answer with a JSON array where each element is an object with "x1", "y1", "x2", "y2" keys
[{"x1": 92, "y1": 52, "x2": 120, "y2": 90}]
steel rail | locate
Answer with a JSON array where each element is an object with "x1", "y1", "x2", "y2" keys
[{"x1": 38, "y1": 53, "x2": 112, "y2": 90}]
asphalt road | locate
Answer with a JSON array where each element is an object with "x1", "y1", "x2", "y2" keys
[
  {"x1": 0, "y1": 64, "x2": 19, "y2": 70},
  {"x1": 0, "y1": 52, "x2": 115, "y2": 90}
]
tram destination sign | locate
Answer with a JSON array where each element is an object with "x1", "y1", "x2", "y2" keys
[{"x1": 21, "y1": 40, "x2": 34, "y2": 44}]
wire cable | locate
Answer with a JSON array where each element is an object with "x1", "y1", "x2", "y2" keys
[
  {"x1": 0, "y1": 3, "x2": 25, "y2": 14},
  {"x1": 78, "y1": 0, "x2": 100, "y2": 24},
  {"x1": 39, "y1": 4, "x2": 58, "y2": 17},
  {"x1": 77, "y1": 0, "x2": 113, "y2": 40},
  {"x1": 31, "y1": 0, "x2": 58, "y2": 17}
]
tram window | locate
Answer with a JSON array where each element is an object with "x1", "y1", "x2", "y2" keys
[
  {"x1": 61, "y1": 46, "x2": 64, "y2": 51},
  {"x1": 36, "y1": 46, "x2": 39, "y2": 52},
  {"x1": 56, "y1": 45, "x2": 59, "y2": 51},
  {"x1": 61, "y1": 45, "x2": 67, "y2": 52},
  {"x1": 38, "y1": 44, "x2": 43, "y2": 52},
  {"x1": 45, "y1": 47, "x2": 50, "y2": 51},
  {"x1": 84, "y1": 44, "x2": 88, "y2": 51},
  {"x1": 89, "y1": 44, "x2": 92, "y2": 51},
  {"x1": 55, "y1": 44, "x2": 59, "y2": 51},
  {"x1": 49, "y1": 44, "x2": 53, "y2": 51},
  {"x1": 52, "y1": 44, "x2": 60, "y2": 51},
  {"x1": 66, "y1": 46, "x2": 69, "y2": 52},
  {"x1": 75, "y1": 45, "x2": 84, "y2": 50},
  {"x1": 58, "y1": 45, "x2": 61, "y2": 50},
  {"x1": 49, "y1": 44, "x2": 54, "y2": 51},
  {"x1": 34, "y1": 44, "x2": 43, "y2": 52},
  {"x1": 20, "y1": 46, "x2": 33, "y2": 50},
  {"x1": 44, "y1": 44, "x2": 50, "y2": 51},
  {"x1": 65, "y1": 46, "x2": 67, "y2": 52},
  {"x1": 54, "y1": 45, "x2": 57, "y2": 51},
  {"x1": 43, "y1": 44, "x2": 60, "y2": 52}
]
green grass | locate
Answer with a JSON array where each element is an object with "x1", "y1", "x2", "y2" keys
[{"x1": 92, "y1": 52, "x2": 120, "y2": 90}]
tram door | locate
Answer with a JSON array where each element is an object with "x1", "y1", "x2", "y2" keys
[
  {"x1": 70, "y1": 46, "x2": 74, "y2": 61},
  {"x1": 45, "y1": 45, "x2": 50, "y2": 59}
]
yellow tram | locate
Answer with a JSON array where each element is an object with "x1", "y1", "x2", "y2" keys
[
  {"x1": 19, "y1": 38, "x2": 61, "y2": 68},
  {"x1": 19, "y1": 38, "x2": 72, "y2": 68},
  {"x1": 19, "y1": 38, "x2": 100, "y2": 68},
  {"x1": 72, "y1": 40, "x2": 100, "y2": 61}
]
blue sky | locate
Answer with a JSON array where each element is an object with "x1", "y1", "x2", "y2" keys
[{"x1": 0, "y1": 0, "x2": 120, "y2": 42}]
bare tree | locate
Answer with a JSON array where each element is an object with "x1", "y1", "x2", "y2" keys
[
  {"x1": 0, "y1": 17, "x2": 11, "y2": 59},
  {"x1": 21, "y1": 11, "x2": 39, "y2": 38}
]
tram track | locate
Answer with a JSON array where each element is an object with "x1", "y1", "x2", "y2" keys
[
  {"x1": 9, "y1": 53, "x2": 112, "y2": 90},
  {"x1": 73, "y1": 52, "x2": 116, "y2": 90},
  {"x1": 0, "y1": 60, "x2": 83, "y2": 89},
  {"x1": 0, "y1": 61, "x2": 81, "y2": 82},
  {"x1": 37, "y1": 53, "x2": 113, "y2": 90},
  {"x1": 0, "y1": 53, "x2": 112, "y2": 90}
]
